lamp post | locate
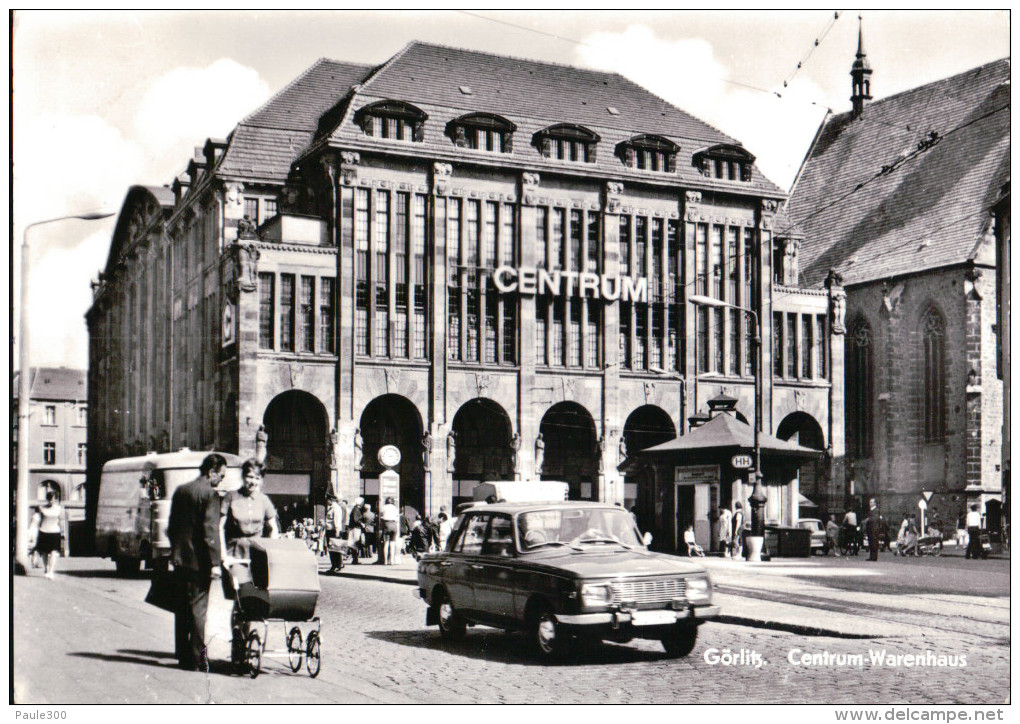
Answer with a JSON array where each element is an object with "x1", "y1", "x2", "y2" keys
[
  {"x1": 689, "y1": 294, "x2": 767, "y2": 561},
  {"x1": 15, "y1": 211, "x2": 115, "y2": 574}
]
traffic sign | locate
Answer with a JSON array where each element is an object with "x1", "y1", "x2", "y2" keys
[
  {"x1": 731, "y1": 454, "x2": 753, "y2": 470},
  {"x1": 922, "y1": 490, "x2": 933, "y2": 502}
]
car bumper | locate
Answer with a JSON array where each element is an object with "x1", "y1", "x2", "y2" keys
[{"x1": 556, "y1": 605, "x2": 720, "y2": 626}]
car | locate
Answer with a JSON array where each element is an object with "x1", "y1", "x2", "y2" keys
[
  {"x1": 416, "y1": 501, "x2": 719, "y2": 660},
  {"x1": 796, "y1": 518, "x2": 829, "y2": 555}
]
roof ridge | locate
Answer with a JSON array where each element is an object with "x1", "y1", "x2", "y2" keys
[
  {"x1": 830, "y1": 57, "x2": 1010, "y2": 123},
  {"x1": 238, "y1": 57, "x2": 333, "y2": 127}
]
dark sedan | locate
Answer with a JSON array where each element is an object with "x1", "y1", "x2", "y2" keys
[{"x1": 416, "y1": 501, "x2": 718, "y2": 660}]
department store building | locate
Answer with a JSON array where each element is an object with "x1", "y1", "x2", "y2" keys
[{"x1": 86, "y1": 42, "x2": 845, "y2": 552}]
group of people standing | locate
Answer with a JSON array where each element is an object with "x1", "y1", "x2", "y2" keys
[
  {"x1": 713, "y1": 502, "x2": 745, "y2": 558},
  {"x1": 165, "y1": 454, "x2": 277, "y2": 672}
]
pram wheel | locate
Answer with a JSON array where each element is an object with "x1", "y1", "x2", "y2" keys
[
  {"x1": 305, "y1": 631, "x2": 321, "y2": 678},
  {"x1": 287, "y1": 627, "x2": 304, "y2": 672},
  {"x1": 246, "y1": 631, "x2": 262, "y2": 679}
]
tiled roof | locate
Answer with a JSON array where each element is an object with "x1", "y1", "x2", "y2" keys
[
  {"x1": 216, "y1": 59, "x2": 374, "y2": 182},
  {"x1": 321, "y1": 42, "x2": 786, "y2": 197},
  {"x1": 13, "y1": 367, "x2": 87, "y2": 402},
  {"x1": 786, "y1": 59, "x2": 1010, "y2": 288}
]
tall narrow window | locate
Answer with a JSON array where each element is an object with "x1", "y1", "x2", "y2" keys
[
  {"x1": 568, "y1": 299, "x2": 582, "y2": 366},
  {"x1": 319, "y1": 277, "x2": 335, "y2": 354},
  {"x1": 447, "y1": 199, "x2": 462, "y2": 360},
  {"x1": 586, "y1": 213, "x2": 600, "y2": 272},
  {"x1": 634, "y1": 307, "x2": 648, "y2": 369},
  {"x1": 713, "y1": 308, "x2": 725, "y2": 373},
  {"x1": 849, "y1": 318, "x2": 872, "y2": 457},
  {"x1": 412, "y1": 195, "x2": 427, "y2": 359},
  {"x1": 816, "y1": 315, "x2": 826, "y2": 379},
  {"x1": 651, "y1": 219, "x2": 663, "y2": 302},
  {"x1": 244, "y1": 197, "x2": 259, "y2": 224},
  {"x1": 619, "y1": 216, "x2": 631, "y2": 276},
  {"x1": 374, "y1": 192, "x2": 390, "y2": 357},
  {"x1": 501, "y1": 203, "x2": 516, "y2": 267},
  {"x1": 502, "y1": 301, "x2": 517, "y2": 365},
  {"x1": 729, "y1": 309, "x2": 740, "y2": 376},
  {"x1": 536, "y1": 207, "x2": 548, "y2": 269},
  {"x1": 587, "y1": 301, "x2": 600, "y2": 367},
  {"x1": 742, "y1": 228, "x2": 754, "y2": 308},
  {"x1": 667, "y1": 220, "x2": 679, "y2": 303},
  {"x1": 786, "y1": 313, "x2": 797, "y2": 378},
  {"x1": 695, "y1": 223, "x2": 708, "y2": 295},
  {"x1": 727, "y1": 227, "x2": 739, "y2": 302},
  {"x1": 355, "y1": 189, "x2": 370, "y2": 355},
  {"x1": 697, "y1": 307, "x2": 709, "y2": 374},
  {"x1": 483, "y1": 202, "x2": 498, "y2": 268},
  {"x1": 550, "y1": 209, "x2": 564, "y2": 270},
  {"x1": 258, "y1": 273, "x2": 274, "y2": 349},
  {"x1": 569, "y1": 210, "x2": 583, "y2": 272},
  {"x1": 536, "y1": 297, "x2": 548, "y2": 365},
  {"x1": 43, "y1": 442, "x2": 56, "y2": 465},
  {"x1": 77, "y1": 443, "x2": 87, "y2": 465},
  {"x1": 44, "y1": 406, "x2": 56, "y2": 425},
  {"x1": 394, "y1": 193, "x2": 409, "y2": 358},
  {"x1": 466, "y1": 289, "x2": 479, "y2": 362},
  {"x1": 650, "y1": 306, "x2": 663, "y2": 369},
  {"x1": 711, "y1": 225, "x2": 724, "y2": 299},
  {"x1": 801, "y1": 315, "x2": 813, "y2": 378},
  {"x1": 300, "y1": 276, "x2": 315, "y2": 352},
  {"x1": 620, "y1": 302, "x2": 632, "y2": 369},
  {"x1": 773, "y1": 312, "x2": 784, "y2": 377},
  {"x1": 484, "y1": 288, "x2": 498, "y2": 363},
  {"x1": 922, "y1": 309, "x2": 946, "y2": 442},
  {"x1": 465, "y1": 201, "x2": 480, "y2": 362},
  {"x1": 280, "y1": 274, "x2": 295, "y2": 352},
  {"x1": 552, "y1": 301, "x2": 565, "y2": 366}
]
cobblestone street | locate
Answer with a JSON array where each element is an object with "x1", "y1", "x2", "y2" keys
[{"x1": 12, "y1": 557, "x2": 1010, "y2": 705}]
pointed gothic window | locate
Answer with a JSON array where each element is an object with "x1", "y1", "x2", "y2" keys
[{"x1": 922, "y1": 308, "x2": 946, "y2": 443}]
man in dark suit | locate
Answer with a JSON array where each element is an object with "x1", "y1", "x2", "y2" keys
[
  {"x1": 865, "y1": 498, "x2": 881, "y2": 561},
  {"x1": 167, "y1": 453, "x2": 226, "y2": 670}
]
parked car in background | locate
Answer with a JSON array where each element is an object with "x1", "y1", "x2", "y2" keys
[
  {"x1": 416, "y1": 501, "x2": 719, "y2": 660},
  {"x1": 796, "y1": 518, "x2": 830, "y2": 555}
]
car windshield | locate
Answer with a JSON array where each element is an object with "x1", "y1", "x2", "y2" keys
[{"x1": 517, "y1": 507, "x2": 643, "y2": 550}]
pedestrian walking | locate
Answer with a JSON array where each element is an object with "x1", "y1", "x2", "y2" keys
[
  {"x1": 325, "y1": 497, "x2": 348, "y2": 573},
  {"x1": 825, "y1": 514, "x2": 840, "y2": 556},
  {"x1": 865, "y1": 498, "x2": 880, "y2": 561},
  {"x1": 716, "y1": 507, "x2": 732, "y2": 557},
  {"x1": 166, "y1": 453, "x2": 226, "y2": 671},
  {"x1": 31, "y1": 491, "x2": 66, "y2": 579},
  {"x1": 379, "y1": 496, "x2": 401, "y2": 565},
  {"x1": 730, "y1": 502, "x2": 744, "y2": 559},
  {"x1": 965, "y1": 504, "x2": 983, "y2": 560},
  {"x1": 348, "y1": 497, "x2": 365, "y2": 564}
]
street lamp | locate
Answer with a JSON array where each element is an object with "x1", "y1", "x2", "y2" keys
[
  {"x1": 15, "y1": 211, "x2": 116, "y2": 574},
  {"x1": 688, "y1": 294, "x2": 767, "y2": 561}
]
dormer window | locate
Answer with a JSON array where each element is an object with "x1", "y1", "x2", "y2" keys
[
  {"x1": 534, "y1": 124, "x2": 599, "y2": 164},
  {"x1": 692, "y1": 144, "x2": 755, "y2": 182},
  {"x1": 617, "y1": 135, "x2": 679, "y2": 173},
  {"x1": 447, "y1": 113, "x2": 515, "y2": 153},
  {"x1": 355, "y1": 100, "x2": 427, "y2": 142}
]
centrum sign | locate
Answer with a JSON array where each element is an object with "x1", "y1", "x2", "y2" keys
[{"x1": 491, "y1": 265, "x2": 648, "y2": 302}]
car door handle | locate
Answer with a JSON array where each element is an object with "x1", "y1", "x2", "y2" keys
[
  {"x1": 439, "y1": 561, "x2": 454, "y2": 567},
  {"x1": 469, "y1": 564, "x2": 484, "y2": 570}
]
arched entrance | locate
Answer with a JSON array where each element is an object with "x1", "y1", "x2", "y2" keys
[
  {"x1": 451, "y1": 399, "x2": 513, "y2": 506},
  {"x1": 263, "y1": 390, "x2": 330, "y2": 525},
  {"x1": 623, "y1": 405, "x2": 676, "y2": 540},
  {"x1": 358, "y1": 395, "x2": 425, "y2": 516},
  {"x1": 539, "y1": 402, "x2": 597, "y2": 500},
  {"x1": 777, "y1": 412, "x2": 826, "y2": 512}
]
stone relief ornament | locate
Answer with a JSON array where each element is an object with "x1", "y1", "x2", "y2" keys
[
  {"x1": 384, "y1": 368, "x2": 401, "y2": 394},
  {"x1": 761, "y1": 199, "x2": 778, "y2": 214},
  {"x1": 831, "y1": 290, "x2": 847, "y2": 334},
  {"x1": 522, "y1": 172, "x2": 541, "y2": 205},
  {"x1": 353, "y1": 428, "x2": 364, "y2": 471},
  {"x1": 433, "y1": 162, "x2": 453, "y2": 196},
  {"x1": 685, "y1": 190, "x2": 702, "y2": 204},
  {"x1": 446, "y1": 430, "x2": 457, "y2": 473}
]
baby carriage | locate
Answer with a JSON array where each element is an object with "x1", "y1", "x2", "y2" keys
[
  {"x1": 916, "y1": 531, "x2": 943, "y2": 556},
  {"x1": 226, "y1": 538, "x2": 322, "y2": 679}
]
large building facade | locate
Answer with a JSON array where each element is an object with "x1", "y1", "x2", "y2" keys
[
  {"x1": 787, "y1": 34, "x2": 1009, "y2": 532},
  {"x1": 86, "y1": 42, "x2": 843, "y2": 552}
]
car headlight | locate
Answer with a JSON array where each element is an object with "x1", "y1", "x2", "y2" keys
[
  {"x1": 580, "y1": 583, "x2": 613, "y2": 607},
  {"x1": 686, "y1": 576, "x2": 712, "y2": 605}
]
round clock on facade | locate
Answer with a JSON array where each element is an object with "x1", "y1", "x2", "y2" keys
[{"x1": 377, "y1": 444, "x2": 401, "y2": 469}]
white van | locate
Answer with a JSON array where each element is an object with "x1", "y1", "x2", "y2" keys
[
  {"x1": 472, "y1": 480, "x2": 569, "y2": 504},
  {"x1": 94, "y1": 449, "x2": 243, "y2": 574}
]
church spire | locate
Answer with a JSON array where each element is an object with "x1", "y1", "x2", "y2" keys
[{"x1": 850, "y1": 15, "x2": 873, "y2": 118}]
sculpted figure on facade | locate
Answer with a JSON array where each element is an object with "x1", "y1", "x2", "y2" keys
[
  {"x1": 446, "y1": 430, "x2": 457, "y2": 473},
  {"x1": 510, "y1": 432, "x2": 522, "y2": 474},
  {"x1": 353, "y1": 428, "x2": 364, "y2": 471},
  {"x1": 618, "y1": 436, "x2": 628, "y2": 465},
  {"x1": 596, "y1": 433, "x2": 606, "y2": 474},
  {"x1": 831, "y1": 290, "x2": 847, "y2": 334},
  {"x1": 534, "y1": 433, "x2": 545, "y2": 475},
  {"x1": 234, "y1": 241, "x2": 260, "y2": 293},
  {"x1": 237, "y1": 214, "x2": 258, "y2": 240},
  {"x1": 329, "y1": 428, "x2": 338, "y2": 470},
  {"x1": 255, "y1": 424, "x2": 268, "y2": 464},
  {"x1": 433, "y1": 162, "x2": 452, "y2": 196},
  {"x1": 422, "y1": 431, "x2": 432, "y2": 471}
]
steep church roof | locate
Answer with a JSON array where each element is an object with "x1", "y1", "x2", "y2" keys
[{"x1": 786, "y1": 58, "x2": 1010, "y2": 288}]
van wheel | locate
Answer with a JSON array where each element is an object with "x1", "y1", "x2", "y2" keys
[{"x1": 115, "y1": 557, "x2": 141, "y2": 576}]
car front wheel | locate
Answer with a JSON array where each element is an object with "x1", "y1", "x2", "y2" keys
[
  {"x1": 660, "y1": 624, "x2": 698, "y2": 657},
  {"x1": 530, "y1": 605, "x2": 573, "y2": 660},
  {"x1": 436, "y1": 591, "x2": 466, "y2": 641}
]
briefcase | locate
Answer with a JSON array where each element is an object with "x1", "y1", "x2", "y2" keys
[{"x1": 145, "y1": 569, "x2": 182, "y2": 613}]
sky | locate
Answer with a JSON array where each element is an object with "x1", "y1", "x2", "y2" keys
[{"x1": 10, "y1": 9, "x2": 1011, "y2": 371}]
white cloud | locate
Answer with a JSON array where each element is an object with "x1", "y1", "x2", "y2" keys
[
  {"x1": 576, "y1": 25, "x2": 830, "y2": 190},
  {"x1": 133, "y1": 58, "x2": 271, "y2": 180}
]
